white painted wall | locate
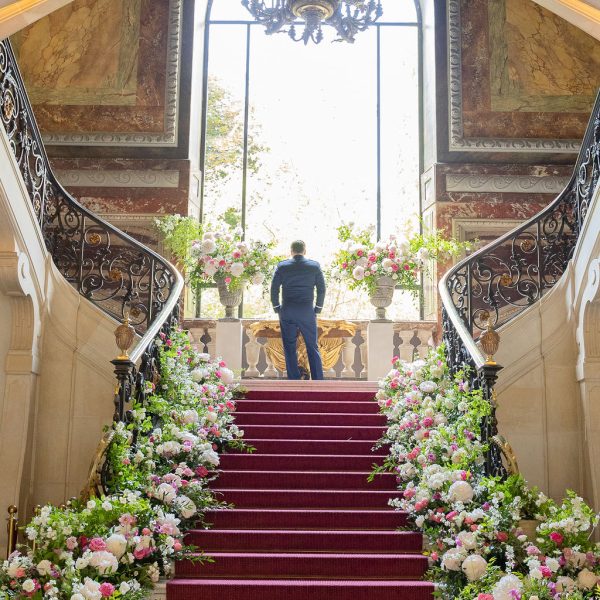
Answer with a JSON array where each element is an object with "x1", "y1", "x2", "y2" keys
[{"x1": 0, "y1": 125, "x2": 115, "y2": 556}]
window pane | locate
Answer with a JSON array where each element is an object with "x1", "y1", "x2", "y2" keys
[
  {"x1": 202, "y1": 24, "x2": 247, "y2": 224},
  {"x1": 380, "y1": 26, "x2": 420, "y2": 239},
  {"x1": 210, "y1": 0, "x2": 252, "y2": 21},
  {"x1": 379, "y1": 0, "x2": 418, "y2": 22}
]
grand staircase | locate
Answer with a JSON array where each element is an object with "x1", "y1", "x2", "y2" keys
[{"x1": 167, "y1": 385, "x2": 433, "y2": 600}]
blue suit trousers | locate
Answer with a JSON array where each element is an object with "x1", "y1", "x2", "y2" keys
[{"x1": 279, "y1": 304, "x2": 324, "y2": 380}]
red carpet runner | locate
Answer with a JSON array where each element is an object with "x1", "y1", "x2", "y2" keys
[{"x1": 168, "y1": 387, "x2": 433, "y2": 600}]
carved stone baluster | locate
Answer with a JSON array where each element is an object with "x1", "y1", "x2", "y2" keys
[
  {"x1": 244, "y1": 330, "x2": 261, "y2": 377},
  {"x1": 341, "y1": 337, "x2": 356, "y2": 378},
  {"x1": 359, "y1": 331, "x2": 368, "y2": 379},
  {"x1": 207, "y1": 327, "x2": 217, "y2": 358}
]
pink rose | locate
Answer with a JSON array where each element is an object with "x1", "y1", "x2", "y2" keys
[
  {"x1": 414, "y1": 499, "x2": 428, "y2": 511},
  {"x1": 99, "y1": 582, "x2": 115, "y2": 597},
  {"x1": 477, "y1": 595, "x2": 494, "y2": 600},
  {"x1": 225, "y1": 277, "x2": 231, "y2": 284},
  {"x1": 403, "y1": 488, "x2": 416, "y2": 499},
  {"x1": 496, "y1": 532, "x2": 509, "y2": 543},
  {"x1": 550, "y1": 532, "x2": 564, "y2": 545},
  {"x1": 88, "y1": 537, "x2": 107, "y2": 552},
  {"x1": 540, "y1": 565, "x2": 552, "y2": 578},
  {"x1": 66, "y1": 536, "x2": 78, "y2": 550},
  {"x1": 173, "y1": 541, "x2": 182, "y2": 552}
]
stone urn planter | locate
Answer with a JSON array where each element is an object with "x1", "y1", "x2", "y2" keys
[
  {"x1": 518, "y1": 519, "x2": 540, "y2": 542},
  {"x1": 368, "y1": 276, "x2": 396, "y2": 321},
  {"x1": 215, "y1": 276, "x2": 243, "y2": 319}
]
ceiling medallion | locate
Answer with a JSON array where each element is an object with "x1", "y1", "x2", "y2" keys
[{"x1": 242, "y1": 0, "x2": 383, "y2": 44}]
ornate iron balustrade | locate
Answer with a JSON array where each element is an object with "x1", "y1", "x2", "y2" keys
[
  {"x1": 440, "y1": 91, "x2": 600, "y2": 478},
  {"x1": 0, "y1": 40, "x2": 181, "y2": 335},
  {"x1": 0, "y1": 39, "x2": 184, "y2": 433}
]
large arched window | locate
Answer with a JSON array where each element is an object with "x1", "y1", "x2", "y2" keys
[{"x1": 199, "y1": 1, "x2": 422, "y2": 320}]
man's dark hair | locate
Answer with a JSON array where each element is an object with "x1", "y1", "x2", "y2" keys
[{"x1": 291, "y1": 240, "x2": 306, "y2": 254}]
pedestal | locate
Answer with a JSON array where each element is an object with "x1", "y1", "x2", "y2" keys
[
  {"x1": 367, "y1": 321, "x2": 394, "y2": 381},
  {"x1": 215, "y1": 320, "x2": 243, "y2": 374}
]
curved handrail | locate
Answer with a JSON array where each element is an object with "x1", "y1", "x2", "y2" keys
[
  {"x1": 441, "y1": 90, "x2": 600, "y2": 369},
  {"x1": 439, "y1": 90, "x2": 600, "y2": 477},
  {"x1": 0, "y1": 39, "x2": 183, "y2": 365}
]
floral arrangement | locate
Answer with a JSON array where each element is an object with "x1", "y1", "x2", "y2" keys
[
  {"x1": 374, "y1": 346, "x2": 600, "y2": 600},
  {"x1": 156, "y1": 214, "x2": 279, "y2": 291},
  {"x1": 0, "y1": 329, "x2": 246, "y2": 599},
  {"x1": 329, "y1": 223, "x2": 469, "y2": 294}
]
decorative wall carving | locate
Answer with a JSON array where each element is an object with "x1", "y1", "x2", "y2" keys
[
  {"x1": 446, "y1": 174, "x2": 571, "y2": 194},
  {"x1": 54, "y1": 170, "x2": 180, "y2": 188}
]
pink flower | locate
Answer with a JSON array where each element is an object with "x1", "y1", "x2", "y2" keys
[
  {"x1": 496, "y1": 532, "x2": 509, "y2": 542},
  {"x1": 356, "y1": 249, "x2": 364, "y2": 257},
  {"x1": 391, "y1": 263, "x2": 399, "y2": 272},
  {"x1": 549, "y1": 531, "x2": 564, "y2": 545},
  {"x1": 422, "y1": 417, "x2": 434, "y2": 428},
  {"x1": 477, "y1": 595, "x2": 494, "y2": 600},
  {"x1": 414, "y1": 499, "x2": 428, "y2": 511},
  {"x1": 66, "y1": 536, "x2": 78, "y2": 550},
  {"x1": 219, "y1": 360, "x2": 227, "y2": 367},
  {"x1": 173, "y1": 541, "x2": 182, "y2": 552},
  {"x1": 225, "y1": 277, "x2": 231, "y2": 284},
  {"x1": 526, "y1": 545, "x2": 540, "y2": 555},
  {"x1": 540, "y1": 565, "x2": 552, "y2": 578},
  {"x1": 403, "y1": 488, "x2": 416, "y2": 499},
  {"x1": 99, "y1": 582, "x2": 115, "y2": 597},
  {"x1": 391, "y1": 356, "x2": 399, "y2": 364},
  {"x1": 196, "y1": 466, "x2": 209, "y2": 477},
  {"x1": 88, "y1": 537, "x2": 107, "y2": 552},
  {"x1": 446, "y1": 511, "x2": 458, "y2": 521}
]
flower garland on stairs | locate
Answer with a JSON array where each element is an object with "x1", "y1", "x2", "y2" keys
[
  {"x1": 0, "y1": 329, "x2": 247, "y2": 600},
  {"x1": 374, "y1": 346, "x2": 600, "y2": 600}
]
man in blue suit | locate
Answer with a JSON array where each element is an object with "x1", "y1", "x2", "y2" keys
[{"x1": 270, "y1": 240, "x2": 326, "y2": 380}]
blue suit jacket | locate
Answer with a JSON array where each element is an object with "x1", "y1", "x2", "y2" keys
[{"x1": 270, "y1": 255, "x2": 326, "y2": 313}]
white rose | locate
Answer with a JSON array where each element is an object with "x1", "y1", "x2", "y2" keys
[
  {"x1": 441, "y1": 548, "x2": 465, "y2": 571},
  {"x1": 492, "y1": 574, "x2": 522, "y2": 600},
  {"x1": 105, "y1": 533, "x2": 128, "y2": 559},
  {"x1": 205, "y1": 410, "x2": 218, "y2": 424},
  {"x1": 203, "y1": 232, "x2": 214, "y2": 240},
  {"x1": 201, "y1": 239, "x2": 216, "y2": 254},
  {"x1": 400, "y1": 463, "x2": 416, "y2": 479},
  {"x1": 156, "y1": 482, "x2": 177, "y2": 504},
  {"x1": 381, "y1": 258, "x2": 393, "y2": 269},
  {"x1": 191, "y1": 368, "x2": 205, "y2": 382},
  {"x1": 36, "y1": 559, "x2": 53, "y2": 576},
  {"x1": 416, "y1": 247, "x2": 430, "y2": 262},
  {"x1": 181, "y1": 409, "x2": 199, "y2": 424},
  {"x1": 118, "y1": 582, "x2": 131, "y2": 594},
  {"x1": 22, "y1": 580, "x2": 36, "y2": 593},
  {"x1": 75, "y1": 557, "x2": 90, "y2": 570},
  {"x1": 176, "y1": 495, "x2": 197, "y2": 519},
  {"x1": 89, "y1": 550, "x2": 118, "y2": 575},
  {"x1": 434, "y1": 414, "x2": 447, "y2": 426},
  {"x1": 577, "y1": 568, "x2": 598, "y2": 590},
  {"x1": 457, "y1": 531, "x2": 477, "y2": 550},
  {"x1": 251, "y1": 272, "x2": 265, "y2": 285},
  {"x1": 461, "y1": 554, "x2": 487, "y2": 581},
  {"x1": 7, "y1": 562, "x2": 22, "y2": 577},
  {"x1": 352, "y1": 266, "x2": 365, "y2": 281},
  {"x1": 80, "y1": 577, "x2": 102, "y2": 600},
  {"x1": 545, "y1": 557, "x2": 559, "y2": 572},
  {"x1": 219, "y1": 367, "x2": 235, "y2": 385},
  {"x1": 71, "y1": 594, "x2": 85, "y2": 600},
  {"x1": 201, "y1": 449, "x2": 220, "y2": 466},
  {"x1": 230, "y1": 262, "x2": 245, "y2": 277},
  {"x1": 448, "y1": 480, "x2": 474, "y2": 503}
]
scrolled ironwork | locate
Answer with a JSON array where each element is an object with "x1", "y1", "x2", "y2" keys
[
  {"x1": 440, "y1": 90, "x2": 600, "y2": 478},
  {"x1": 0, "y1": 39, "x2": 184, "y2": 497},
  {"x1": 0, "y1": 39, "x2": 181, "y2": 336}
]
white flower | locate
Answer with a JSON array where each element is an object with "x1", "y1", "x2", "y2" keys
[
  {"x1": 105, "y1": 533, "x2": 128, "y2": 559},
  {"x1": 419, "y1": 381, "x2": 437, "y2": 393},
  {"x1": 441, "y1": 548, "x2": 465, "y2": 571},
  {"x1": 545, "y1": 557, "x2": 559, "y2": 572},
  {"x1": 251, "y1": 272, "x2": 265, "y2": 285},
  {"x1": 191, "y1": 368, "x2": 208, "y2": 382},
  {"x1": 461, "y1": 554, "x2": 487, "y2": 581},
  {"x1": 181, "y1": 409, "x2": 199, "y2": 424},
  {"x1": 492, "y1": 574, "x2": 522, "y2": 600},
  {"x1": 71, "y1": 594, "x2": 85, "y2": 600},
  {"x1": 89, "y1": 550, "x2": 118, "y2": 575},
  {"x1": 148, "y1": 562, "x2": 160, "y2": 583},
  {"x1": 230, "y1": 262, "x2": 245, "y2": 277},
  {"x1": 36, "y1": 559, "x2": 53, "y2": 576},
  {"x1": 86, "y1": 500, "x2": 96, "y2": 510},
  {"x1": 22, "y1": 579, "x2": 36, "y2": 593},
  {"x1": 381, "y1": 258, "x2": 393, "y2": 270},
  {"x1": 201, "y1": 239, "x2": 216, "y2": 254},
  {"x1": 219, "y1": 367, "x2": 235, "y2": 385},
  {"x1": 80, "y1": 577, "x2": 102, "y2": 600},
  {"x1": 203, "y1": 232, "x2": 214, "y2": 240},
  {"x1": 156, "y1": 483, "x2": 177, "y2": 504},
  {"x1": 75, "y1": 556, "x2": 90, "y2": 570},
  {"x1": 416, "y1": 247, "x2": 430, "y2": 262},
  {"x1": 448, "y1": 480, "x2": 474, "y2": 503},
  {"x1": 457, "y1": 531, "x2": 477, "y2": 550},
  {"x1": 577, "y1": 567, "x2": 598, "y2": 590},
  {"x1": 352, "y1": 266, "x2": 365, "y2": 281},
  {"x1": 118, "y1": 582, "x2": 131, "y2": 594},
  {"x1": 176, "y1": 495, "x2": 197, "y2": 519},
  {"x1": 205, "y1": 410, "x2": 218, "y2": 424},
  {"x1": 400, "y1": 463, "x2": 416, "y2": 479}
]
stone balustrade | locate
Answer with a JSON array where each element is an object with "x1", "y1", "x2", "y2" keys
[{"x1": 184, "y1": 319, "x2": 437, "y2": 381}]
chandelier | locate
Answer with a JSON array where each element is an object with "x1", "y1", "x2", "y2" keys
[{"x1": 241, "y1": 1, "x2": 383, "y2": 45}]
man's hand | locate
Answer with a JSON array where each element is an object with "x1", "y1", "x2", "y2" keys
[
  {"x1": 274, "y1": 306, "x2": 280, "y2": 314},
  {"x1": 314, "y1": 307, "x2": 322, "y2": 314}
]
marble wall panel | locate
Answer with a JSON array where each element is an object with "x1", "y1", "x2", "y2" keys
[{"x1": 447, "y1": 0, "x2": 600, "y2": 157}]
